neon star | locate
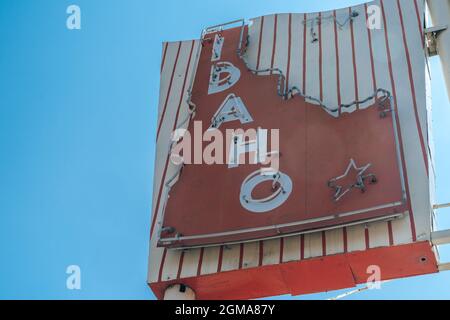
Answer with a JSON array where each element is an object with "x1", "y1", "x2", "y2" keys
[{"x1": 327, "y1": 158, "x2": 377, "y2": 202}]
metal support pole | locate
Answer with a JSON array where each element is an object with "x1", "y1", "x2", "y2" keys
[
  {"x1": 431, "y1": 229, "x2": 450, "y2": 245},
  {"x1": 427, "y1": 0, "x2": 450, "y2": 101},
  {"x1": 433, "y1": 202, "x2": 450, "y2": 210},
  {"x1": 438, "y1": 262, "x2": 450, "y2": 271}
]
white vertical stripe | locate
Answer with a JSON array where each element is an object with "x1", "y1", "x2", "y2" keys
[
  {"x1": 416, "y1": 0, "x2": 425, "y2": 31},
  {"x1": 149, "y1": 40, "x2": 200, "y2": 283},
  {"x1": 400, "y1": 0, "x2": 428, "y2": 152},
  {"x1": 262, "y1": 239, "x2": 281, "y2": 266},
  {"x1": 246, "y1": 17, "x2": 262, "y2": 70},
  {"x1": 289, "y1": 14, "x2": 305, "y2": 93},
  {"x1": 152, "y1": 41, "x2": 192, "y2": 215},
  {"x1": 383, "y1": 0, "x2": 430, "y2": 241},
  {"x1": 157, "y1": 42, "x2": 178, "y2": 124},
  {"x1": 273, "y1": 14, "x2": 290, "y2": 83},
  {"x1": 392, "y1": 214, "x2": 413, "y2": 245},
  {"x1": 305, "y1": 12, "x2": 321, "y2": 105},
  {"x1": 321, "y1": 10, "x2": 339, "y2": 116},
  {"x1": 370, "y1": 2, "x2": 391, "y2": 89},
  {"x1": 259, "y1": 15, "x2": 275, "y2": 74},
  {"x1": 152, "y1": 42, "x2": 179, "y2": 215},
  {"x1": 161, "y1": 250, "x2": 182, "y2": 281},
  {"x1": 352, "y1": 4, "x2": 375, "y2": 109},
  {"x1": 336, "y1": 9, "x2": 356, "y2": 113},
  {"x1": 148, "y1": 225, "x2": 165, "y2": 282},
  {"x1": 303, "y1": 232, "x2": 323, "y2": 258},
  {"x1": 180, "y1": 248, "x2": 202, "y2": 278},
  {"x1": 347, "y1": 225, "x2": 366, "y2": 252},
  {"x1": 200, "y1": 246, "x2": 220, "y2": 275},
  {"x1": 423, "y1": 0, "x2": 435, "y2": 209},
  {"x1": 221, "y1": 244, "x2": 241, "y2": 272},
  {"x1": 368, "y1": 221, "x2": 390, "y2": 248},
  {"x1": 282, "y1": 236, "x2": 301, "y2": 262},
  {"x1": 325, "y1": 229, "x2": 345, "y2": 255},
  {"x1": 242, "y1": 242, "x2": 260, "y2": 269},
  {"x1": 367, "y1": 0, "x2": 413, "y2": 248},
  {"x1": 157, "y1": 42, "x2": 188, "y2": 140}
]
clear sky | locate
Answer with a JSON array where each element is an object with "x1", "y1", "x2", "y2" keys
[{"x1": 0, "y1": 0, "x2": 449, "y2": 300}]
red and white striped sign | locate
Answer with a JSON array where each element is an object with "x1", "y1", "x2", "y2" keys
[{"x1": 148, "y1": 0, "x2": 436, "y2": 300}]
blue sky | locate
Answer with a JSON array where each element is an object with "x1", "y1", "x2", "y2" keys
[{"x1": 0, "y1": 0, "x2": 449, "y2": 299}]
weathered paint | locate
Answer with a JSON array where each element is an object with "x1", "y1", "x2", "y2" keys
[
  {"x1": 159, "y1": 25, "x2": 406, "y2": 248},
  {"x1": 148, "y1": 0, "x2": 435, "y2": 299}
]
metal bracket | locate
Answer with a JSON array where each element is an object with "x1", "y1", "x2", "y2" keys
[
  {"x1": 159, "y1": 226, "x2": 175, "y2": 238},
  {"x1": 202, "y1": 19, "x2": 245, "y2": 39},
  {"x1": 425, "y1": 25, "x2": 448, "y2": 57},
  {"x1": 377, "y1": 92, "x2": 393, "y2": 118},
  {"x1": 431, "y1": 229, "x2": 450, "y2": 245}
]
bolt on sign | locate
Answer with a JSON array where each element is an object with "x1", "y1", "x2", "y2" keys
[{"x1": 148, "y1": 0, "x2": 438, "y2": 300}]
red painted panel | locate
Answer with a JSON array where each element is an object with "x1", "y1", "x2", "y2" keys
[
  {"x1": 282, "y1": 254, "x2": 356, "y2": 296},
  {"x1": 149, "y1": 241, "x2": 438, "y2": 300},
  {"x1": 158, "y1": 26, "x2": 405, "y2": 248},
  {"x1": 347, "y1": 241, "x2": 436, "y2": 283}
]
